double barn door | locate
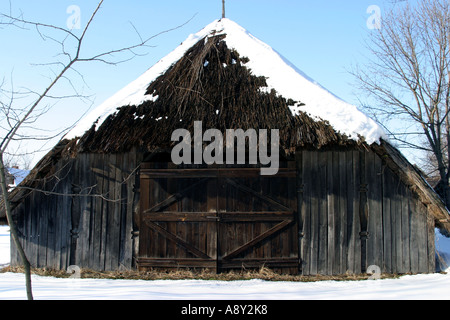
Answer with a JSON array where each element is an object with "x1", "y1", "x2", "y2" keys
[{"x1": 138, "y1": 164, "x2": 298, "y2": 273}]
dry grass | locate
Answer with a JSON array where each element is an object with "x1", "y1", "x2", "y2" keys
[{"x1": 1, "y1": 265, "x2": 401, "y2": 282}]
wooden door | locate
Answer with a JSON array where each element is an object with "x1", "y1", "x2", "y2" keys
[{"x1": 137, "y1": 165, "x2": 298, "y2": 273}]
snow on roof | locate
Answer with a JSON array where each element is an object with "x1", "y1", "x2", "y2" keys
[{"x1": 65, "y1": 18, "x2": 386, "y2": 145}]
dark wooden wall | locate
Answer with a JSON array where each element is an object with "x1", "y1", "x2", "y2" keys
[
  {"x1": 11, "y1": 157, "x2": 72, "y2": 270},
  {"x1": 297, "y1": 149, "x2": 435, "y2": 275},
  {"x1": 10, "y1": 148, "x2": 435, "y2": 275},
  {"x1": 11, "y1": 150, "x2": 142, "y2": 271}
]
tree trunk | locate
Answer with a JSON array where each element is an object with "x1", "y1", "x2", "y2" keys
[
  {"x1": 0, "y1": 153, "x2": 33, "y2": 300},
  {"x1": 434, "y1": 177, "x2": 450, "y2": 209}
]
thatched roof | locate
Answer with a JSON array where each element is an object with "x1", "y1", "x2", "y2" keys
[
  {"x1": 65, "y1": 19, "x2": 385, "y2": 147},
  {"x1": 74, "y1": 33, "x2": 351, "y2": 155},
  {"x1": 1, "y1": 18, "x2": 449, "y2": 233}
]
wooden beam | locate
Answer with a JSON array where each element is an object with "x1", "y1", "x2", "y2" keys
[
  {"x1": 137, "y1": 258, "x2": 216, "y2": 269},
  {"x1": 221, "y1": 219, "x2": 293, "y2": 260},
  {"x1": 219, "y1": 211, "x2": 293, "y2": 222},
  {"x1": 144, "y1": 212, "x2": 218, "y2": 222},
  {"x1": 144, "y1": 211, "x2": 293, "y2": 222},
  {"x1": 219, "y1": 258, "x2": 299, "y2": 269},
  {"x1": 140, "y1": 168, "x2": 296, "y2": 178}
]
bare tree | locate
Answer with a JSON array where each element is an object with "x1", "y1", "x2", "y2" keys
[
  {"x1": 353, "y1": 0, "x2": 450, "y2": 206},
  {"x1": 0, "y1": 1, "x2": 192, "y2": 300}
]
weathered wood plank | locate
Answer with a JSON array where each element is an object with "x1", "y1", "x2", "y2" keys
[
  {"x1": 309, "y1": 151, "x2": 319, "y2": 275},
  {"x1": 253, "y1": 177, "x2": 264, "y2": 261},
  {"x1": 131, "y1": 150, "x2": 142, "y2": 268},
  {"x1": 338, "y1": 151, "x2": 348, "y2": 274},
  {"x1": 367, "y1": 151, "x2": 383, "y2": 271},
  {"x1": 286, "y1": 162, "x2": 298, "y2": 273},
  {"x1": 80, "y1": 153, "x2": 92, "y2": 269},
  {"x1": 138, "y1": 160, "x2": 151, "y2": 260},
  {"x1": 30, "y1": 189, "x2": 39, "y2": 267},
  {"x1": 92, "y1": 153, "x2": 105, "y2": 271},
  {"x1": 326, "y1": 151, "x2": 337, "y2": 275},
  {"x1": 110, "y1": 153, "x2": 122, "y2": 269},
  {"x1": 417, "y1": 200, "x2": 428, "y2": 273},
  {"x1": 24, "y1": 194, "x2": 32, "y2": 267},
  {"x1": 166, "y1": 175, "x2": 177, "y2": 259},
  {"x1": 138, "y1": 258, "x2": 216, "y2": 269},
  {"x1": 401, "y1": 184, "x2": 411, "y2": 273},
  {"x1": 220, "y1": 258, "x2": 299, "y2": 269},
  {"x1": 409, "y1": 195, "x2": 420, "y2": 273},
  {"x1": 38, "y1": 187, "x2": 48, "y2": 268},
  {"x1": 358, "y1": 151, "x2": 368, "y2": 274},
  {"x1": 296, "y1": 151, "x2": 304, "y2": 274},
  {"x1": 120, "y1": 150, "x2": 137, "y2": 269},
  {"x1": 60, "y1": 160, "x2": 73, "y2": 271},
  {"x1": 69, "y1": 155, "x2": 81, "y2": 267},
  {"x1": 392, "y1": 169, "x2": 402, "y2": 274},
  {"x1": 99, "y1": 154, "x2": 109, "y2": 271},
  {"x1": 317, "y1": 151, "x2": 327, "y2": 275},
  {"x1": 118, "y1": 152, "x2": 129, "y2": 268},
  {"x1": 427, "y1": 213, "x2": 435, "y2": 273},
  {"x1": 346, "y1": 150, "x2": 360, "y2": 274},
  {"x1": 45, "y1": 173, "x2": 58, "y2": 269},
  {"x1": 301, "y1": 151, "x2": 312, "y2": 275}
]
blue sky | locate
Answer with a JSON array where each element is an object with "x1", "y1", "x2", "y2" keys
[{"x1": 0, "y1": 0, "x2": 407, "y2": 166}]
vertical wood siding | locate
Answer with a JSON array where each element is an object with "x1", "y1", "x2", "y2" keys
[
  {"x1": 11, "y1": 150, "x2": 142, "y2": 271},
  {"x1": 11, "y1": 148, "x2": 435, "y2": 274},
  {"x1": 298, "y1": 149, "x2": 434, "y2": 275}
]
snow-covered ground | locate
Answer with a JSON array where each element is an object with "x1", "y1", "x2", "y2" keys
[{"x1": 2, "y1": 225, "x2": 450, "y2": 300}]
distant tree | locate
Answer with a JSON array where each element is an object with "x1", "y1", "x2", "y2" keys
[{"x1": 353, "y1": 0, "x2": 450, "y2": 207}]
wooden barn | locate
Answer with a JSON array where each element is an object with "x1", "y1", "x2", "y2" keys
[{"x1": 3, "y1": 19, "x2": 450, "y2": 276}]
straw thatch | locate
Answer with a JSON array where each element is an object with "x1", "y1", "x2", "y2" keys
[
  {"x1": 1, "y1": 33, "x2": 449, "y2": 236},
  {"x1": 75, "y1": 34, "x2": 351, "y2": 155}
]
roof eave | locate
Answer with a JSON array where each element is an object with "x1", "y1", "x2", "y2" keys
[{"x1": 372, "y1": 139, "x2": 450, "y2": 233}]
